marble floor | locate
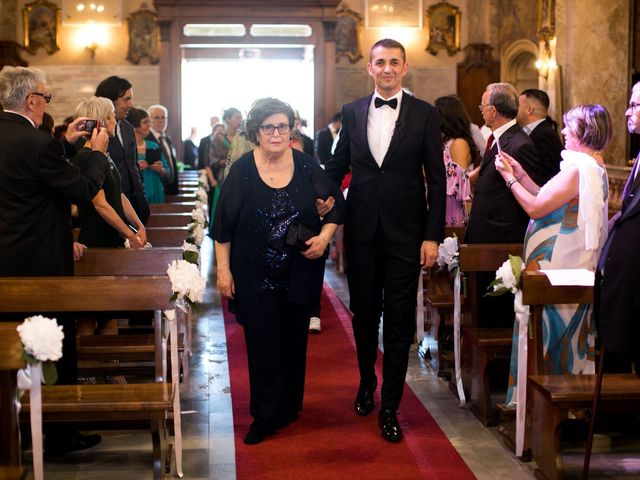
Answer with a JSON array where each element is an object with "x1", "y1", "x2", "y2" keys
[{"x1": 25, "y1": 238, "x2": 640, "y2": 479}]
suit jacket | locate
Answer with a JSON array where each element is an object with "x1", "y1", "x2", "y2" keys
[
  {"x1": 314, "y1": 127, "x2": 334, "y2": 165},
  {"x1": 147, "y1": 131, "x2": 179, "y2": 195},
  {"x1": 0, "y1": 112, "x2": 108, "y2": 276},
  {"x1": 465, "y1": 123, "x2": 541, "y2": 244},
  {"x1": 529, "y1": 121, "x2": 563, "y2": 185},
  {"x1": 110, "y1": 119, "x2": 149, "y2": 224},
  {"x1": 197, "y1": 135, "x2": 212, "y2": 171},
  {"x1": 325, "y1": 93, "x2": 446, "y2": 244},
  {"x1": 598, "y1": 159, "x2": 640, "y2": 355}
]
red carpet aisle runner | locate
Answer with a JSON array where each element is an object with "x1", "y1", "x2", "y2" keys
[{"x1": 223, "y1": 285, "x2": 476, "y2": 480}]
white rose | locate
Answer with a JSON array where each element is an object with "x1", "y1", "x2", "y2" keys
[
  {"x1": 167, "y1": 259, "x2": 206, "y2": 305},
  {"x1": 191, "y1": 208, "x2": 206, "y2": 225},
  {"x1": 495, "y1": 259, "x2": 517, "y2": 292},
  {"x1": 16, "y1": 315, "x2": 64, "y2": 362},
  {"x1": 188, "y1": 223, "x2": 205, "y2": 246},
  {"x1": 196, "y1": 188, "x2": 208, "y2": 203},
  {"x1": 182, "y1": 241, "x2": 199, "y2": 253}
]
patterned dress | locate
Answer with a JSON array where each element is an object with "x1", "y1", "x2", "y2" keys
[
  {"x1": 506, "y1": 151, "x2": 608, "y2": 406},
  {"x1": 443, "y1": 139, "x2": 471, "y2": 225}
]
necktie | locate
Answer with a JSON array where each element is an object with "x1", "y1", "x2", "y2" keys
[
  {"x1": 484, "y1": 133, "x2": 494, "y2": 159},
  {"x1": 374, "y1": 97, "x2": 398, "y2": 109}
]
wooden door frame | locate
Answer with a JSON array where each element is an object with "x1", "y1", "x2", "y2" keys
[{"x1": 154, "y1": 0, "x2": 340, "y2": 153}]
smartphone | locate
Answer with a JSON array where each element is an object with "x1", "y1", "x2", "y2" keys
[{"x1": 84, "y1": 119, "x2": 100, "y2": 134}]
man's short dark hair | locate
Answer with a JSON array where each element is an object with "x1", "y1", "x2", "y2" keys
[
  {"x1": 370, "y1": 38, "x2": 406, "y2": 62},
  {"x1": 521, "y1": 88, "x2": 550, "y2": 111},
  {"x1": 330, "y1": 112, "x2": 342, "y2": 123},
  {"x1": 95, "y1": 76, "x2": 132, "y2": 102}
]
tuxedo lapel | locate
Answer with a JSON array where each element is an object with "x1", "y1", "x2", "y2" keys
[
  {"x1": 623, "y1": 154, "x2": 640, "y2": 200},
  {"x1": 381, "y1": 94, "x2": 411, "y2": 167},
  {"x1": 356, "y1": 94, "x2": 377, "y2": 165}
]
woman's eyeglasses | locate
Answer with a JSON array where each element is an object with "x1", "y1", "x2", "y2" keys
[{"x1": 259, "y1": 123, "x2": 291, "y2": 135}]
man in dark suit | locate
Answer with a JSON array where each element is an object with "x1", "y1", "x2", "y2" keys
[
  {"x1": 314, "y1": 112, "x2": 341, "y2": 165},
  {"x1": 148, "y1": 104, "x2": 179, "y2": 195},
  {"x1": 596, "y1": 82, "x2": 640, "y2": 372},
  {"x1": 197, "y1": 116, "x2": 221, "y2": 171},
  {"x1": 325, "y1": 38, "x2": 446, "y2": 443},
  {"x1": 95, "y1": 76, "x2": 150, "y2": 224},
  {"x1": 0, "y1": 66, "x2": 109, "y2": 451},
  {"x1": 517, "y1": 88, "x2": 563, "y2": 184},
  {"x1": 466, "y1": 83, "x2": 541, "y2": 328}
]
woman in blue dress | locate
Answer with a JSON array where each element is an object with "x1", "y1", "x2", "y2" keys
[{"x1": 494, "y1": 104, "x2": 612, "y2": 405}]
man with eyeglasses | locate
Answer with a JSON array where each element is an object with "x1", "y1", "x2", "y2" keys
[
  {"x1": 148, "y1": 104, "x2": 179, "y2": 195},
  {"x1": 325, "y1": 38, "x2": 446, "y2": 443},
  {"x1": 596, "y1": 82, "x2": 640, "y2": 374},
  {"x1": 0, "y1": 66, "x2": 109, "y2": 452},
  {"x1": 465, "y1": 82, "x2": 541, "y2": 329}
]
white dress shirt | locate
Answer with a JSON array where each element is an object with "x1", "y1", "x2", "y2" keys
[
  {"x1": 367, "y1": 89, "x2": 403, "y2": 167},
  {"x1": 490, "y1": 118, "x2": 517, "y2": 150},
  {"x1": 522, "y1": 118, "x2": 546, "y2": 136}
]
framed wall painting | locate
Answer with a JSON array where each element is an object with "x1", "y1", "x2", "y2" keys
[
  {"x1": 425, "y1": 1, "x2": 461, "y2": 56},
  {"x1": 366, "y1": 0, "x2": 422, "y2": 29},
  {"x1": 336, "y1": 3, "x2": 363, "y2": 63},
  {"x1": 22, "y1": 0, "x2": 60, "y2": 55},
  {"x1": 126, "y1": 3, "x2": 160, "y2": 65}
]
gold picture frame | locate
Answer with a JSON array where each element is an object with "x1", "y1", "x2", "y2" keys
[
  {"x1": 336, "y1": 3, "x2": 363, "y2": 64},
  {"x1": 22, "y1": 0, "x2": 60, "y2": 55},
  {"x1": 126, "y1": 3, "x2": 159, "y2": 65},
  {"x1": 425, "y1": 1, "x2": 461, "y2": 57}
]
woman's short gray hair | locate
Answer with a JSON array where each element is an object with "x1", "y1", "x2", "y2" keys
[
  {"x1": 563, "y1": 104, "x2": 612, "y2": 151},
  {"x1": 245, "y1": 98, "x2": 295, "y2": 145},
  {"x1": 74, "y1": 96, "x2": 115, "y2": 125},
  {"x1": 0, "y1": 66, "x2": 46, "y2": 111}
]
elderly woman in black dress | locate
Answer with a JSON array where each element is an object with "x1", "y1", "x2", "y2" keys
[{"x1": 214, "y1": 98, "x2": 343, "y2": 445}]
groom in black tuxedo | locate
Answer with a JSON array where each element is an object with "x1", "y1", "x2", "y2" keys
[{"x1": 325, "y1": 38, "x2": 446, "y2": 443}]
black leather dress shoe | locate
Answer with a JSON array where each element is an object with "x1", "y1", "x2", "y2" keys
[
  {"x1": 378, "y1": 409, "x2": 403, "y2": 443},
  {"x1": 354, "y1": 380, "x2": 377, "y2": 416}
]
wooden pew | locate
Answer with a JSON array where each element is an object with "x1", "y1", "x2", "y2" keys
[
  {"x1": 519, "y1": 271, "x2": 602, "y2": 479},
  {"x1": 457, "y1": 243, "x2": 522, "y2": 426},
  {"x1": 73, "y1": 248, "x2": 184, "y2": 378},
  {"x1": 146, "y1": 227, "x2": 190, "y2": 247},
  {"x1": 147, "y1": 213, "x2": 193, "y2": 228},
  {"x1": 0, "y1": 276, "x2": 174, "y2": 479},
  {"x1": 165, "y1": 194, "x2": 196, "y2": 203},
  {"x1": 150, "y1": 202, "x2": 195, "y2": 214},
  {"x1": 423, "y1": 225, "x2": 466, "y2": 377},
  {"x1": 0, "y1": 323, "x2": 25, "y2": 472}
]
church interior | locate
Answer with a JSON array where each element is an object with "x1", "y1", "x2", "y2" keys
[{"x1": 2, "y1": 0, "x2": 640, "y2": 479}]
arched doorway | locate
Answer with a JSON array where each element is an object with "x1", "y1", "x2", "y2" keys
[{"x1": 501, "y1": 39, "x2": 539, "y2": 95}]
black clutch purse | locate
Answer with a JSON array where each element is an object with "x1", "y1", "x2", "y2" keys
[{"x1": 285, "y1": 222, "x2": 317, "y2": 251}]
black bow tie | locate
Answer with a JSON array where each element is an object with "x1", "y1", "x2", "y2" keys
[{"x1": 374, "y1": 97, "x2": 398, "y2": 109}]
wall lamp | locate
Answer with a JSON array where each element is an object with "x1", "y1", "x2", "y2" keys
[{"x1": 535, "y1": 36, "x2": 557, "y2": 80}]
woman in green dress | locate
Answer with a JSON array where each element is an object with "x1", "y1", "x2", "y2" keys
[{"x1": 128, "y1": 107, "x2": 169, "y2": 204}]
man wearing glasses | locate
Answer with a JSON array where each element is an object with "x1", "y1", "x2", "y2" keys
[
  {"x1": 465, "y1": 82, "x2": 541, "y2": 329},
  {"x1": 596, "y1": 82, "x2": 640, "y2": 373},
  {"x1": 0, "y1": 66, "x2": 109, "y2": 451}
]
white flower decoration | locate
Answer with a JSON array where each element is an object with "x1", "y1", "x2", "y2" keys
[
  {"x1": 188, "y1": 222, "x2": 205, "y2": 246},
  {"x1": 196, "y1": 188, "x2": 208, "y2": 203},
  {"x1": 17, "y1": 315, "x2": 64, "y2": 362},
  {"x1": 191, "y1": 208, "x2": 206, "y2": 226},
  {"x1": 167, "y1": 259, "x2": 206, "y2": 305}
]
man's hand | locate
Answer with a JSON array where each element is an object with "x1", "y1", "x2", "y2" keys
[
  {"x1": 315, "y1": 196, "x2": 335, "y2": 217},
  {"x1": 65, "y1": 117, "x2": 90, "y2": 145},
  {"x1": 420, "y1": 240, "x2": 439, "y2": 268}
]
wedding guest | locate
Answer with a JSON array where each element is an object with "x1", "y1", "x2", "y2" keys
[
  {"x1": 214, "y1": 97, "x2": 343, "y2": 445},
  {"x1": 495, "y1": 104, "x2": 611, "y2": 404}
]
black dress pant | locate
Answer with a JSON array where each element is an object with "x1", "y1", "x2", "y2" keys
[
  {"x1": 238, "y1": 291, "x2": 311, "y2": 431},
  {"x1": 346, "y1": 225, "x2": 421, "y2": 411}
]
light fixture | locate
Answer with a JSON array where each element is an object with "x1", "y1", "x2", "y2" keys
[
  {"x1": 77, "y1": 22, "x2": 108, "y2": 59},
  {"x1": 535, "y1": 36, "x2": 557, "y2": 80}
]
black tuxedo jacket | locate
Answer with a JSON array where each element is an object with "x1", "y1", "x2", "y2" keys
[
  {"x1": 466, "y1": 123, "x2": 541, "y2": 244},
  {"x1": 529, "y1": 121, "x2": 563, "y2": 185},
  {"x1": 197, "y1": 135, "x2": 211, "y2": 171},
  {"x1": 110, "y1": 119, "x2": 149, "y2": 224},
  {"x1": 147, "y1": 131, "x2": 179, "y2": 195},
  {"x1": 598, "y1": 161, "x2": 640, "y2": 356},
  {"x1": 314, "y1": 127, "x2": 334, "y2": 165},
  {"x1": 0, "y1": 112, "x2": 108, "y2": 275},
  {"x1": 325, "y1": 93, "x2": 446, "y2": 244}
]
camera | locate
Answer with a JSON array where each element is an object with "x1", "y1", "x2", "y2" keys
[{"x1": 84, "y1": 119, "x2": 100, "y2": 133}]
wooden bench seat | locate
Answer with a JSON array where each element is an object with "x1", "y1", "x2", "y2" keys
[
  {"x1": 150, "y1": 203, "x2": 195, "y2": 214},
  {"x1": 75, "y1": 248, "x2": 182, "y2": 276},
  {"x1": 147, "y1": 213, "x2": 193, "y2": 228},
  {"x1": 463, "y1": 327, "x2": 512, "y2": 426},
  {"x1": 456, "y1": 243, "x2": 522, "y2": 425},
  {"x1": 22, "y1": 383, "x2": 172, "y2": 480},
  {"x1": 146, "y1": 227, "x2": 190, "y2": 247},
  {"x1": 528, "y1": 373, "x2": 640, "y2": 480},
  {"x1": 165, "y1": 194, "x2": 196, "y2": 203},
  {"x1": 0, "y1": 466, "x2": 26, "y2": 480}
]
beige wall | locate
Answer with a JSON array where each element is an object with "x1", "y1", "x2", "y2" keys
[{"x1": 12, "y1": 0, "x2": 159, "y2": 124}]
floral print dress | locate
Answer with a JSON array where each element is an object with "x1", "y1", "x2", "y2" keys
[{"x1": 443, "y1": 139, "x2": 471, "y2": 225}]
